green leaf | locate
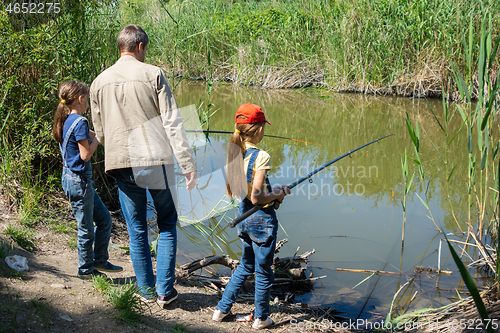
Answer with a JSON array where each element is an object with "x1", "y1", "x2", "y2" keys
[
  {"x1": 468, "y1": 18, "x2": 473, "y2": 72},
  {"x1": 488, "y1": 34, "x2": 500, "y2": 69},
  {"x1": 448, "y1": 165, "x2": 457, "y2": 182},
  {"x1": 405, "y1": 113, "x2": 419, "y2": 152},
  {"x1": 482, "y1": 71, "x2": 500, "y2": 130},
  {"x1": 453, "y1": 65, "x2": 471, "y2": 102},
  {"x1": 493, "y1": 141, "x2": 499, "y2": 160},
  {"x1": 415, "y1": 193, "x2": 429, "y2": 210},
  {"x1": 426, "y1": 98, "x2": 444, "y2": 132},
  {"x1": 407, "y1": 173, "x2": 415, "y2": 194},
  {"x1": 445, "y1": 237, "x2": 494, "y2": 333},
  {"x1": 456, "y1": 105, "x2": 467, "y2": 123},
  {"x1": 478, "y1": 18, "x2": 486, "y2": 105},
  {"x1": 207, "y1": 42, "x2": 211, "y2": 67},
  {"x1": 401, "y1": 150, "x2": 408, "y2": 183},
  {"x1": 480, "y1": 148, "x2": 488, "y2": 170},
  {"x1": 478, "y1": 120, "x2": 483, "y2": 150},
  {"x1": 352, "y1": 273, "x2": 375, "y2": 289},
  {"x1": 442, "y1": 92, "x2": 448, "y2": 125},
  {"x1": 468, "y1": 128, "x2": 473, "y2": 154}
]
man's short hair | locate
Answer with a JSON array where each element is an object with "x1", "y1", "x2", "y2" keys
[{"x1": 117, "y1": 24, "x2": 149, "y2": 53}]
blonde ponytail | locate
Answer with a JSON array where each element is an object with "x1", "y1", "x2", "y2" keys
[{"x1": 225, "y1": 117, "x2": 265, "y2": 198}]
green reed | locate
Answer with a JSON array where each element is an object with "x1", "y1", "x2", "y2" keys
[
  {"x1": 120, "y1": 0, "x2": 498, "y2": 93},
  {"x1": 397, "y1": 12, "x2": 500, "y2": 326}
]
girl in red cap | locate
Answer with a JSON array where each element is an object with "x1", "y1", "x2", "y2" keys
[{"x1": 212, "y1": 103, "x2": 290, "y2": 330}]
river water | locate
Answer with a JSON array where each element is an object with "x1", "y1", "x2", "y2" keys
[{"x1": 155, "y1": 81, "x2": 481, "y2": 321}]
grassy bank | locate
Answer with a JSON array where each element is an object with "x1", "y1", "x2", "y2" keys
[{"x1": 123, "y1": 0, "x2": 499, "y2": 97}]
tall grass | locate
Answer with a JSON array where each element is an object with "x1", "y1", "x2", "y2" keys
[{"x1": 121, "y1": 0, "x2": 498, "y2": 95}]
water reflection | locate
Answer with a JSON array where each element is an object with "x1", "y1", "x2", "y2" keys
[{"x1": 166, "y1": 81, "x2": 481, "y2": 320}]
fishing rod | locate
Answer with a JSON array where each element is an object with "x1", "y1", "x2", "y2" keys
[
  {"x1": 228, "y1": 133, "x2": 395, "y2": 228},
  {"x1": 185, "y1": 129, "x2": 312, "y2": 144}
]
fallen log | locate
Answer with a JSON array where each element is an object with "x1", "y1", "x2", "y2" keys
[{"x1": 179, "y1": 255, "x2": 239, "y2": 276}]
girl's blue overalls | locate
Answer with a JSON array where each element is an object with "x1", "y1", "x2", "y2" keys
[
  {"x1": 60, "y1": 116, "x2": 112, "y2": 275},
  {"x1": 217, "y1": 148, "x2": 278, "y2": 320}
]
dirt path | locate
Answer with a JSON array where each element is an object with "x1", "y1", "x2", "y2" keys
[{"x1": 0, "y1": 196, "x2": 352, "y2": 333}]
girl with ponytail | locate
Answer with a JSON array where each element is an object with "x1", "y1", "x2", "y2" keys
[
  {"x1": 53, "y1": 80, "x2": 122, "y2": 279},
  {"x1": 214, "y1": 103, "x2": 290, "y2": 330}
]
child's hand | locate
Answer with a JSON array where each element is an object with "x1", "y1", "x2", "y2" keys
[
  {"x1": 281, "y1": 185, "x2": 291, "y2": 196},
  {"x1": 273, "y1": 186, "x2": 287, "y2": 203},
  {"x1": 89, "y1": 130, "x2": 96, "y2": 140}
]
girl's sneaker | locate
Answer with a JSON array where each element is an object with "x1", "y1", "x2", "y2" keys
[
  {"x1": 157, "y1": 288, "x2": 178, "y2": 308},
  {"x1": 77, "y1": 270, "x2": 107, "y2": 280},
  {"x1": 252, "y1": 317, "x2": 274, "y2": 330},
  {"x1": 212, "y1": 309, "x2": 228, "y2": 322},
  {"x1": 134, "y1": 292, "x2": 156, "y2": 304}
]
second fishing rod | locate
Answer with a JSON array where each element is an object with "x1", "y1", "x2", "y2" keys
[{"x1": 228, "y1": 134, "x2": 395, "y2": 228}]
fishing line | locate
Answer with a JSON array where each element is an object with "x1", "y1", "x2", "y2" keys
[{"x1": 185, "y1": 129, "x2": 312, "y2": 144}]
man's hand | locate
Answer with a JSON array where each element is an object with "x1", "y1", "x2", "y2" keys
[{"x1": 184, "y1": 171, "x2": 197, "y2": 190}]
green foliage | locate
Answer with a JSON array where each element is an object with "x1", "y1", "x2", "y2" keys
[
  {"x1": 67, "y1": 235, "x2": 77, "y2": 250},
  {"x1": 170, "y1": 323, "x2": 188, "y2": 333},
  {"x1": 106, "y1": 282, "x2": 147, "y2": 327},
  {"x1": 401, "y1": 11, "x2": 500, "y2": 321},
  {"x1": 91, "y1": 276, "x2": 149, "y2": 327},
  {"x1": 91, "y1": 274, "x2": 113, "y2": 295},
  {"x1": 4, "y1": 224, "x2": 36, "y2": 252},
  {"x1": 0, "y1": 0, "x2": 120, "y2": 214},
  {"x1": 445, "y1": 238, "x2": 495, "y2": 333},
  {"x1": 49, "y1": 222, "x2": 74, "y2": 234},
  {"x1": 123, "y1": 0, "x2": 498, "y2": 91}
]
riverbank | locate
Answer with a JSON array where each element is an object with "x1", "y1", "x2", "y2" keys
[{"x1": 125, "y1": 0, "x2": 499, "y2": 98}]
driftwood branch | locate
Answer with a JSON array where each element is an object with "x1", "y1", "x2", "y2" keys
[
  {"x1": 275, "y1": 238, "x2": 288, "y2": 254},
  {"x1": 177, "y1": 240, "x2": 320, "y2": 302},
  {"x1": 179, "y1": 255, "x2": 239, "y2": 275}
]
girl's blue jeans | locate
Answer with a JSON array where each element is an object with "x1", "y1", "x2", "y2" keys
[
  {"x1": 114, "y1": 167, "x2": 177, "y2": 298},
  {"x1": 62, "y1": 166, "x2": 112, "y2": 275},
  {"x1": 217, "y1": 199, "x2": 278, "y2": 320}
]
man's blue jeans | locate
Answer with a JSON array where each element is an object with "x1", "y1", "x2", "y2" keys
[
  {"x1": 62, "y1": 167, "x2": 112, "y2": 275},
  {"x1": 114, "y1": 167, "x2": 177, "y2": 298},
  {"x1": 217, "y1": 199, "x2": 278, "y2": 320}
]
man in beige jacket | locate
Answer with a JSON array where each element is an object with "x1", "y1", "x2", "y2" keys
[{"x1": 90, "y1": 24, "x2": 196, "y2": 307}]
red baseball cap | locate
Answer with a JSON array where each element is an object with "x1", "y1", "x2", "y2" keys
[{"x1": 235, "y1": 103, "x2": 271, "y2": 125}]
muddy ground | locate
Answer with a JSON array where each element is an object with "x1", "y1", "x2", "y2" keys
[{"x1": 0, "y1": 192, "x2": 356, "y2": 333}]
